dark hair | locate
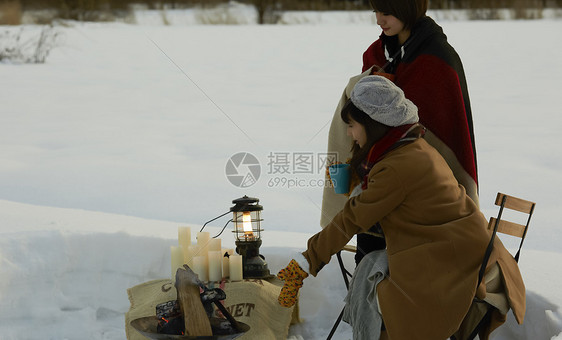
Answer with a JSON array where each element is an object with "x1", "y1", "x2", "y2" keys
[
  {"x1": 369, "y1": 0, "x2": 428, "y2": 30},
  {"x1": 340, "y1": 99, "x2": 391, "y2": 177}
]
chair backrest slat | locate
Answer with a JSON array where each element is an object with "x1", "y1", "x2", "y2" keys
[
  {"x1": 495, "y1": 193, "x2": 535, "y2": 214},
  {"x1": 488, "y1": 217, "x2": 526, "y2": 238},
  {"x1": 487, "y1": 192, "x2": 535, "y2": 263}
]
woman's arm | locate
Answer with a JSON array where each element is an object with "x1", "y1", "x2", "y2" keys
[{"x1": 304, "y1": 165, "x2": 405, "y2": 276}]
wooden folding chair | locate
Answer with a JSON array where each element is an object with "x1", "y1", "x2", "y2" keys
[{"x1": 451, "y1": 192, "x2": 535, "y2": 340}]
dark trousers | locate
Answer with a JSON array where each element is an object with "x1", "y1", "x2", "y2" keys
[{"x1": 354, "y1": 231, "x2": 386, "y2": 265}]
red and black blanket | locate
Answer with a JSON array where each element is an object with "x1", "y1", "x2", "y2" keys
[{"x1": 362, "y1": 16, "x2": 478, "y2": 203}]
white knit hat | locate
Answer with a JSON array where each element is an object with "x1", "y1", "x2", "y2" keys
[{"x1": 350, "y1": 75, "x2": 418, "y2": 127}]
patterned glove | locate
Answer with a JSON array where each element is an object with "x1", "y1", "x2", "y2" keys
[{"x1": 277, "y1": 259, "x2": 309, "y2": 307}]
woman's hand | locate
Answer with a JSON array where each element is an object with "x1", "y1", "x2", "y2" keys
[{"x1": 277, "y1": 259, "x2": 309, "y2": 307}]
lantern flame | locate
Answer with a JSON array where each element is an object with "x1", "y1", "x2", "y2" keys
[{"x1": 242, "y1": 212, "x2": 254, "y2": 241}]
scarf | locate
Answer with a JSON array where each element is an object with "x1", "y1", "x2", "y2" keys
[{"x1": 357, "y1": 124, "x2": 425, "y2": 190}]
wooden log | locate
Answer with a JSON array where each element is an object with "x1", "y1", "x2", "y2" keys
[{"x1": 174, "y1": 267, "x2": 213, "y2": 336}]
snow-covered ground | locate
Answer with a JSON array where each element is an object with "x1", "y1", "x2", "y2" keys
[{"x1": 1, "y1": 7, "x2": 562, "y2": 340}]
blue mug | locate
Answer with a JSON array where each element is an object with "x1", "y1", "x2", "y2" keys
[{"x1": 329, "y1": 164, "x2": 351, "y2": 194}]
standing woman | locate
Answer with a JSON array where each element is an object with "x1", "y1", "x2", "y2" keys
[
  {"x1": 320, "y1": 0, "x2": 478, "y2": 263},
  {"x1": 362, "y1": 0, "x2": 477, "y2": 205}
]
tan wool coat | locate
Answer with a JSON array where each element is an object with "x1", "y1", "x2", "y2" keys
[
  {"x1": 304, "y1": 138, "x2": 525, "y2": 340},
  {"x1": 320, "y1": 68, "x2": 479, "y2": 229}
]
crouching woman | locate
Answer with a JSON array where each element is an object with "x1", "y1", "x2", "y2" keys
[{"x1": 277, "y1": 76, "x2": 525, "y2": 340}]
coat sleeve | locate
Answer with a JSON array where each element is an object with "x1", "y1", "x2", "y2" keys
[{"x1": 304, "y1": 165, "x2": 406, "y2": 276}]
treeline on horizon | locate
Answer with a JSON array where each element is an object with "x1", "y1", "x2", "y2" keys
[{"x1": 1, "y1": 0, "x2": 560, "y2": 23}]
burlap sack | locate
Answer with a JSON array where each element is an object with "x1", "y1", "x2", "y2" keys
[
  {"x1": 125, "y1": 279, "x2": 176, "y2": 340},
  {"x1": 125, "y1": 278, "x2": 297, "y2": 340}
]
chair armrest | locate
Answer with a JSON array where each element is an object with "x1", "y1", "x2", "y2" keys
[
  {"x1": 341, "y1": 232, "x2": 384, "y2": 253},
  {"x1": 342, "y1": 245, "x2": 357, "y2": 253}
]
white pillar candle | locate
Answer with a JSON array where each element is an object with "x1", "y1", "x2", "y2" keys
[
  {"x1": 184, "y1": 245, "x2": 197, "y2": 268},
  {"x1": 209, "y1": 238, "x2": 221, "y2": 252},
  {"x1": 197, "y1": 231, "x2": 210, "y2": 258},
  {"x1": 178, "y1": 226, "x2": 191, "y2": 257},
  {"x1": 229, "y1": 254, "x2": 243, "y2": 282},
  {"x1": 192, "y1": 255, "x2": 208, "y2": 282},
  {"x1": 196, "y1": 232, "x2": 210, "y2": 278},
  {"x1": 222, "y1": 249, "x2": 234, "y2": 278},
  {"x1": 208, "y1": 251, "x2": 222, "y2": 282},
  {"x1": 170, "y1": 245, "x2": 184, "y2": 279}
]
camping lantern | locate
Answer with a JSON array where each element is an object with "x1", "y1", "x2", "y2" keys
[{"x1": 230, "y1": 196, "x2": 270, "y2": 279}]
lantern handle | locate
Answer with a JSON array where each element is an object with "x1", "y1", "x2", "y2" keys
[
  {"x1": 200, "y1": 211, "x2": 231, "y2": 233},
  {"x1": 212, "y1": 218, "x2": 233, "y2": 239}
]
